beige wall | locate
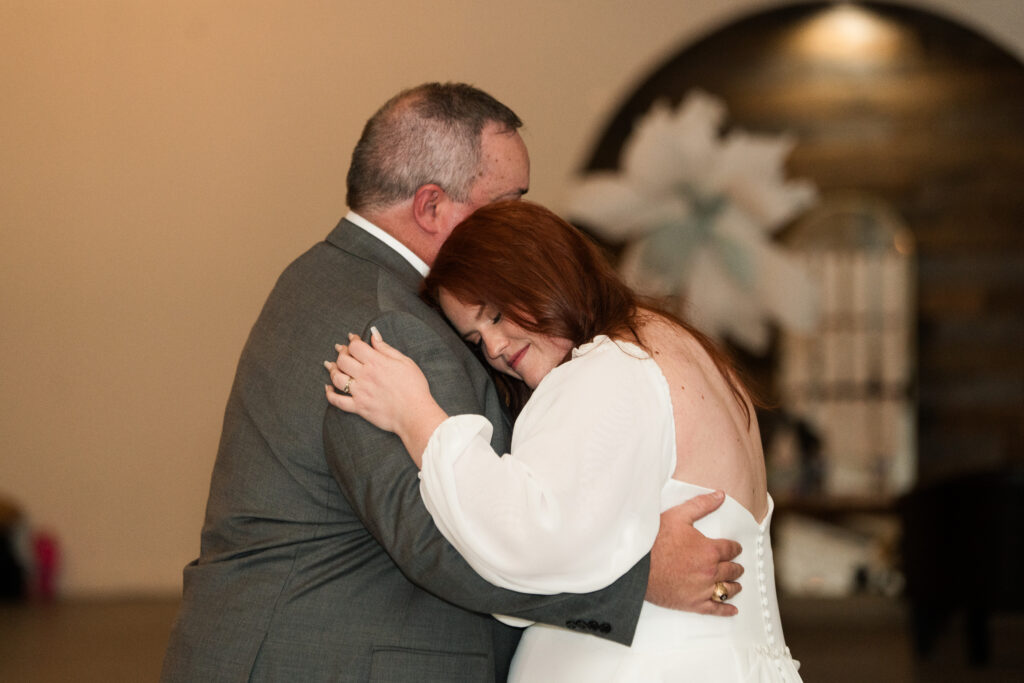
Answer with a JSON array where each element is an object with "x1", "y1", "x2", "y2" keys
[{"x1": 2, "y1": 0, "x2": 1021, "y2": 596}]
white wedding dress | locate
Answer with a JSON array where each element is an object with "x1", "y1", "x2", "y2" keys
[{"x1": 418, "y1": 336, "x2": 802, "y2": 681}]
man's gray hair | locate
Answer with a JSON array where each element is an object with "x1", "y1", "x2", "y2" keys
[{"x1": 346, "y1": 83, "x2": 522, "y2": 212}]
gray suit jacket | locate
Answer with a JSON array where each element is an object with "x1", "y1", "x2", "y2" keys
[{"x1": 161, "y1": 218, "x2": 648, "y2": 682}]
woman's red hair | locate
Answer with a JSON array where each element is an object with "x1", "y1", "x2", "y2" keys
[{"x1": 423, "y1": 200, "x2": 753, "y2": 418}]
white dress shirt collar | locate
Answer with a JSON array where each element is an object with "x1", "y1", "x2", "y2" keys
[{"x1": 345, "y1": 210, "x2": 429, "y2": 277}]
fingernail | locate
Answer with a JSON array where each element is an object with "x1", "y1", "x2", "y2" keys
[
  {"x1": 335, "y1": 343, "x2": 343, "y2": 352},
  {"x1": 323, "y1": 360, "x2": 331, "y2": 370},
  {"x1": 348, "y1": 332, "x2": 356, "y2": 341},
  {"x1": 370, "y1": 326, "x2": 380, "y2": 340}
]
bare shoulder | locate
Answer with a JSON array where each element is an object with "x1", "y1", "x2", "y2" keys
[
  {"x1": 634, "y1": 310, "x2": 769, "y2": 519},
  {"x1": 633, "y1": 311, "x2": 718, "y2": 380}
]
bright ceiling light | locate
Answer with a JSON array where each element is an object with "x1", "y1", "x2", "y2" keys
[{"x1": 786, "y1": 2, "x2": 909, "y2": 65}]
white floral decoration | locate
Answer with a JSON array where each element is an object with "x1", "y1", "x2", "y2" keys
[{"x1": 567, "y1": 90, "x2": 820, "y2": 353}]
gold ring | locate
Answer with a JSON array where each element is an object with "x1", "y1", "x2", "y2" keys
[
  {"x1": 712, "y1": 581, "x2": 729, "y2": 603},
  {"x1": 342, "y1": 378, "x2": 354, "y2": 395}
]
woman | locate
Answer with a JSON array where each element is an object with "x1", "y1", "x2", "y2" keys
[{"x1": 324, "y1": 201, "x2": 802, "y2": 681}]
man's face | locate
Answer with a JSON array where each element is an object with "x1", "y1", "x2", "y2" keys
[{"x1": 443, "y1": 123, "x2": 530, "y2": 234}]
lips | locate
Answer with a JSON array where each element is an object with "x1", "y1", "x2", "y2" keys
[{"x1": 507, "y1": 345, "x2": 528, "y2": 370}]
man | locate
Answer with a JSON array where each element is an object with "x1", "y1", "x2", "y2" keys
[{"x1": 162, "y1": 82, "x2": 741, "y2": 682}]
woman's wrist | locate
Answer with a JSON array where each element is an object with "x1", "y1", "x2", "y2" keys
[{"x1": 398, "y1": 402, "x2": 448, "y2": 468}]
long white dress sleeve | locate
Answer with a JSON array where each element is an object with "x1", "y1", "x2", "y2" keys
[{"x1": 417, "y1": 336, "x2": 676, "y2": 594}]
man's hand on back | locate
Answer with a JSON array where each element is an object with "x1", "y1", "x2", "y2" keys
[{"x1": 645, "y1": 490, "x2": 744, "y2": 616}]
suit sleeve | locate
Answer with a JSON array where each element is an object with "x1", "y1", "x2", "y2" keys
[{"x1": 322, "y1": 312, "x2": 648, "y2": 645}]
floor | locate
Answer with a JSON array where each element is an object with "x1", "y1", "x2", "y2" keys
[{"x1": 1, "y1": 595, "x2": 1023, "y2": 682}]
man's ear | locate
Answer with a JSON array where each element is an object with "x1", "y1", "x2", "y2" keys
[{"x1": 412, "y1": 184, "x2": 446, "y2": 235}]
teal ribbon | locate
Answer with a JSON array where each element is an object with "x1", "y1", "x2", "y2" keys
[{"x1": 633, "y1": 192, "x2": 754, "y2": 295}]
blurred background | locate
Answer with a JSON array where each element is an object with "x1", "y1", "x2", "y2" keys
[{"x1": 2, "y1": 1, "x2": 1022, "y2": 680}]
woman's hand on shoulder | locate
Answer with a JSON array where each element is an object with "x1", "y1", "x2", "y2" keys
[
  {"x1": 325, "y1": 327, "x2": 424, "y2": 431},
  {"x1": 324, "y1": 328, "x2": 448, "y2": 463}
]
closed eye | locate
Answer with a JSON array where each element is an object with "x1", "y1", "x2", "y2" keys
[{"x1": 459, "y1": 306, "x2": 499, "y2": 348}]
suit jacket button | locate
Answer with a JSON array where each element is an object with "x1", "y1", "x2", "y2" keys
[
  {"x1": 587, "y1": 620, "x2": 600, "y2": 631},
  {"x1": 600, "y1": 622, "x2": 611, "y2": 633}
]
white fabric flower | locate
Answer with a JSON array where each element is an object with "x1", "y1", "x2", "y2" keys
[{"x1": 567, "y1": 90, "x2": 820, "y2": 353}]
